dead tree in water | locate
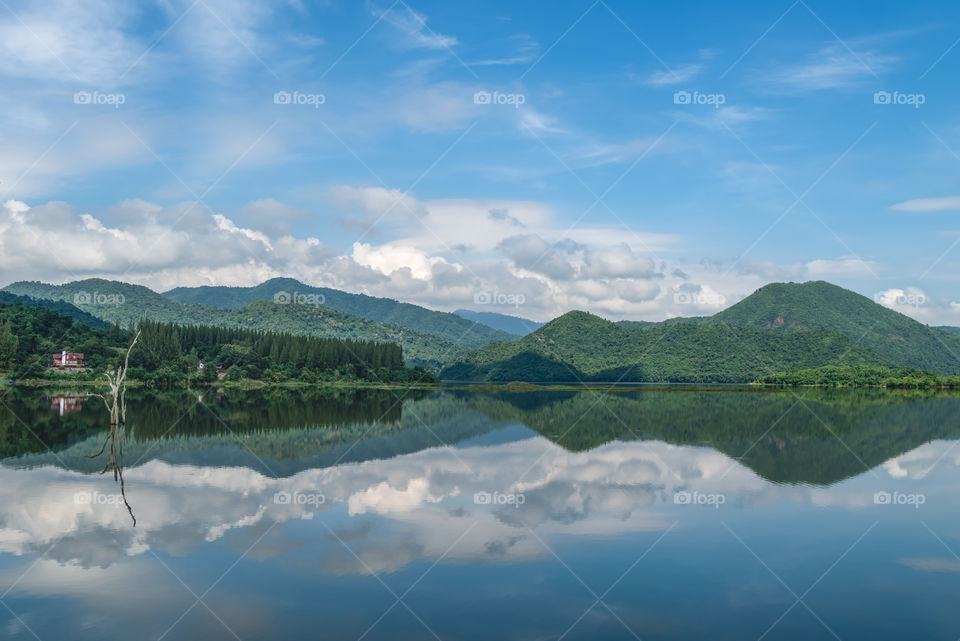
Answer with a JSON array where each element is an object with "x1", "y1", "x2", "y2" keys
[{"x1": 88, "y1": 329, "x2": 141, "y2": 526}]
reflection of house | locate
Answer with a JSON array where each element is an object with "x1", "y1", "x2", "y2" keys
[
  {"x1": 53, "y1": 351, "x2": 85, "y2": 368},
  {"x1": 51, "y1": 396, "x2": 84, "y2": 415}
]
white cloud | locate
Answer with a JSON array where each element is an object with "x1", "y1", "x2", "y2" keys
[
  {"x1": 890, "y1": 196, "x2": 960, "y2": 212},
  {"x1": 373, "y1": 3, "x2": 458, "y2": 50},
  {"x1": 642, "y1": 63, "x2": 704, "y2": 87},
  {"x1": 762, "y1": 43, "x2": 895, "y2": 91}
]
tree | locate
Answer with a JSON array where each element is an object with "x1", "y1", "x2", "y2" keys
[{"x1": 0, "y1": 320, "x2": 17, "y2": 370}]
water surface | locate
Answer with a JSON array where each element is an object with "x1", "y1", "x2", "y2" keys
[{"x1": 1, "y1": 386, "x2": 958, "y2": 640}]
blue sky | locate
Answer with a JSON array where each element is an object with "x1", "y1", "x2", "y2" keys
[{"x1": 1, "y1": 0, "x2": 959, "y2": 322}]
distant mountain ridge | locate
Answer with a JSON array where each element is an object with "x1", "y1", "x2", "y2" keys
[
  {"x1": 161, "y1": 278, "x2": 514, "y2": 347},
  {"x1": 442, "y1": 281, "x2": 960, "y2": 382},
  {"x1": 453, "y1": 309, "x2": 543, "y2": 336}
]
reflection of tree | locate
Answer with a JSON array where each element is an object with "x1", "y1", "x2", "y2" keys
[
  {"x1": 88, "y1": 330, "x2": 140, "y2": 526},
  {"x1": 463, "y1": 388, "x2": 960, "y2": 485}
]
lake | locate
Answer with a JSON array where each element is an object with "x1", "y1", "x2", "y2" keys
[{"x1": 0, "y1": 385, "x2": 958, "y2": 640}]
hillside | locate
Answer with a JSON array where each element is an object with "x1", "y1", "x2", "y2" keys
[
  {"x1": 162, "y1": 278, "x2": 513, "y2": 348},
  {"x1": 441, "y1": 310, "x2": 890, "y2": 382},
  {"x1": 3, "y1": 279, "x2": 222, "y2": 326},
  {"x1": 453, "y1": 309, "x2": 543, "y2": 335},
  {"x1": 219, "y1": 300, "x2": 465, "y2": 370},
  {"x1": 711, "y1": 281, "x2": 960, "y2": 374},
  {"x1": 443, "y1": 281, "x2": 960, "y2": 382},
  {"x1": 0, "y1": 291, "x2": 109, "y2": 330},
  {"x1": 2, "y1": 279, "x2": 465, "y2": 369}
]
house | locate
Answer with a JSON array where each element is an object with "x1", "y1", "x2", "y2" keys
[
  {"x1": 52, "y1": 351, "x2": 85, "y2": 368},
  {"x1": 51, "y1": 396, "x2": 84, "y2": 415}
]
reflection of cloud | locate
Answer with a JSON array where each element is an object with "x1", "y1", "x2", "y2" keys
[
  {"x1": 900, "y1": 558, "x2": 960, "y2": 574},
  {"x1": 1, "y1": 436, "x2": 958, "y2": 575}
]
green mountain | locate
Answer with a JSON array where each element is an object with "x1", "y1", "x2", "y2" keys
[
  {"x1": 0, "y1": 291, "x2": 109, "y2": 330},
  {"x1": 442, "y1": 309, "x2": 890, "y2": 382},
  {"x1": 3, "y1": 278, "x2": 221, "y2": 326},
  {"x1": 1, "y1": 279, "x2": 463, "y2": 369},
  {"x1": 443, "y1": 281, "x2": 960, "y2": 382},
  {"x1": 161, "y1": 277, "x2": 513, "y2": 348},
  {"x1": 937, "y1": 326, "x2": 960, "y2": 337},
  {"x1": 453, "y1": 309, "x2": 544, "y2": 336},
  {"x1": 220, "y1": 300, "x2": 465, "y2": 369},
  {"x1": 710, "y1": 281, "x2": 960, "y2": 374}
]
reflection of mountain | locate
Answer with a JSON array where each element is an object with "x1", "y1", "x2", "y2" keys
[
  {"x1": 461, "y1": 388, "x2": 960, "y2": 485},
  {"x1": 5, "y1": 387, "x2": 960, "y2": 486}
]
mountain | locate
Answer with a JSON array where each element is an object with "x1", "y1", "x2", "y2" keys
[
  {"x1": 1, "y1": 279, "x2": 463, "y2": 369},
  {"x1": 710, "y1": 281, "x2": 960, "y2": 374},
  {"x1": 3, "y1": 279, "x2": 221, "y2": 326},
  {"x1": 219, "y1": 300, "x2": 465, "y2": 370},
  {"x1": 0, "y1": 291, "x2": 110, "y2": 330},
  {"x1": 442, "y1": 281, "x2": 960, "y2": 382},
  {"x1": 453, "y1": 309, "x2": 543, "y2": 336},
  {"x1": 441, "y1": 309, "x2": 890, "y2": 382},
  {"x1": 161, "y1": 278, "x2": 513, "y2": 348},
  {"x1": 937, "y1": 326, "x2": 960, "y2": 337}
]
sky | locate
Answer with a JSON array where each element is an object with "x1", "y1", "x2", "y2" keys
[{"x1": 0, "y1": 0, "x2": 959, "y2": 323}]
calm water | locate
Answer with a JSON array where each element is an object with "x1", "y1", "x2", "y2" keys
[{"x1": 1, "y1": 386, "x2": 958, "y2": 640}]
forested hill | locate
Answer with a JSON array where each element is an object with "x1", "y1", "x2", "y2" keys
[
  {"x1": 0, "y1": 291, "x2": 109, "y2": 330},
  {"x1": 161, "y1": 277, "x2": 513, "y2": 347},
  {"x1": 441, "y1": 310, "x2": 891, "y2": 383},
  {"x1": 709, "y1": 281, "x2": 960, "y2": 374},
  {"x1": 441, "y1": 281, "x2": 960, "y2": 382},
  {"x1": 0, "y1": 300, "x2": 432, "y2": 385},
  {"x1": 2, "y1": 279, "x2": 472, "y2": 369}
]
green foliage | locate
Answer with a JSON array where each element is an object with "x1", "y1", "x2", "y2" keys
[
  {"x1": 710, "y1": 281, "x2": 960, "y2": 374},
  {"x1": 442, "y1": 310, "x2": 891, "y2": 383},
  {"x1": 3, "y1": 279, "x2": 471, "y2": 369},
  {"x1": 0, "y1": 320, "x2": 17, "y2": 369},
  {"x1": 161, "y1": 277, "x2": 514, "y2": 347},
  {"x1": 758, "y1": 365, "x2": 960, "y2": 388}
]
